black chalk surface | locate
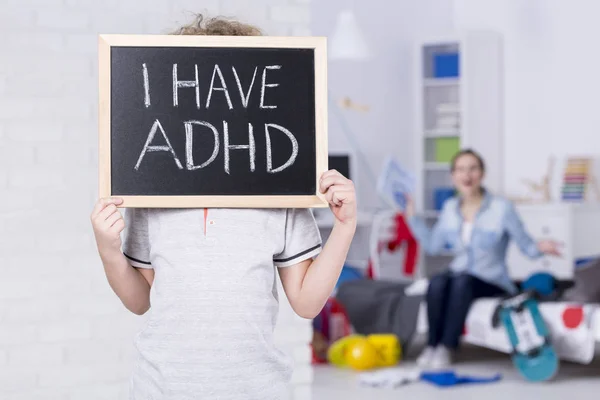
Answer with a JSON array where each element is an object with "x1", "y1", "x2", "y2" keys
[
  {"x1": 328, "y1": 154, "x2": 351, "y2": 180},
  {"x1": 110, "y1": 45, "x2": 317, "y2": 196}
]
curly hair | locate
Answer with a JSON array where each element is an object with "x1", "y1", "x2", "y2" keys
[{"x1": 172, "y1": 14, "x2": 263, "y2": 37}]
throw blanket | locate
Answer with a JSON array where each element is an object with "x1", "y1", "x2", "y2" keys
[{"x1": 336, "y1": 279, "x2": 423, "y2": 348}]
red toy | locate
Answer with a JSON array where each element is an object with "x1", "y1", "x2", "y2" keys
[
  {"x1": 367, "y1": 213, "x2": 418, "y2": 279},
  {"x1": 312, "y1": 297, "x2": 352, "y2": 364}
]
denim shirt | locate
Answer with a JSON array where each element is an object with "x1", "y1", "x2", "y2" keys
[{"x1": 408, "y1": 192, "x2": 542, "y2": 294}]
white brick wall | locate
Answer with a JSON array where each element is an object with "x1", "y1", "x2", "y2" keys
[{"x1": 0, "y1": 1, "x2": 313, "y2": 399}]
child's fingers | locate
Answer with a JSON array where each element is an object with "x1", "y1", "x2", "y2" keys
[
  {"x1": 332, "y1": 190, "x2": 355, "y2": 205},
  {"x1": 325, "y1": 183, "x2": 355, "y2": 197},
  {"x1": 91, "y1": 197, "x2": 123, "y2": 219},
  {"x1": 331, "y1": 191, "x2": 345, "y2": 206},
  {"x1": 326, "y1": 185, "x2": 355, "y2": 206},
  {"x1": 91, "y1": 200, "x2": 106, "y2": 219},
  {"x1": 325, "y1": 187, "x2": 335, "y2": 205},
  {"x1": 320, "y1": 175, "x2": 352, "y2": 194},
  {"x1": 110, "y1": 217, "x2": 126, "y2": 234},
  {"x1": 105, "y1": 210, "x2": 123, "y2": 228},
  {"x1": 321, "y1": 169, "x2": 342, "y2": 180},
  {"x1": 96, "y1": 204, "x2": 119, "y2": 225},
  {"x1": 324, "y1": 184, "x2": 352, "y2": 203},
  {"x1": 330, "y1": 191, "x2": 354, "y2": 207}
]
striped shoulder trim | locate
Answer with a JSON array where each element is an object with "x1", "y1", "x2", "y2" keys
[
  {"x1": 273, "y1": 244, "x2": 321, "y2": 263},
  {"x1": 123, "y1": 252, "x2": 151, "y2": 265}
]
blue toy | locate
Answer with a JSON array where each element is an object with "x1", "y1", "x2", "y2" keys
[
  {"x1": 335, "y1": 265, "x2": 363, "y2": 290},
  {"x1": 521, "y1": 272, "x2": 555, "y2": 296},
  {"x1": 498, "y1": 291, "x2": 559, "y2": 382},
  {"x1": 421, "y1": 370, "x2": 501, "y2": 387}
]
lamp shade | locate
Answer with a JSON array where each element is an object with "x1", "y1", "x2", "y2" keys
[{"x1": 329, "y1": 9, "x2": 370, "y2": 61}]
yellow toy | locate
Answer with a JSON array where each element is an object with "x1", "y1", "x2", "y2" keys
[
  {"x1": 327, "y1": 334, "x2": 364, "y2": 367},
  {"x1": 367, "y1": 334, "x2": 402, "y2": 367},
  {"x1": 327, "y1": 333, "x2": 402, "y2": 371},
  {"x1": 345, "y1": 337, "x2": 379, "y2": 371}
]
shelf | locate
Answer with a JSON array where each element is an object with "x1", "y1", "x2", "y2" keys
[
  {"x1": 424, "y1": 77, "x2": 460, "y2": 87},
  {"x1": 425, "y1": 162, "x2": 450, "y2": 170},
  {"x1": 418, "y1": 32, "x2": 503, "y2": 278},
  {"x1": 420, "y1": 210, "x2": 440, "y2": 218},
  {"x1": 436, "y1": 103, "x2": 460, "y2": 114},
  {"x1": 425, "y1": 129, "x2": 460, "y2": 138}
]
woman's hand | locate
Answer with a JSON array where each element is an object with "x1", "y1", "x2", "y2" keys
[
  {"x1": 403, "y1": 193, "x2": 415, "y2": 218},
  {"x1": 537, "y1": 239, "x2": 562, "y2": 256}
]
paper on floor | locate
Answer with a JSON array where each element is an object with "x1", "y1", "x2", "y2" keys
[{"x1": 358, "y1": 367, "x2": 422, "y2": 388}]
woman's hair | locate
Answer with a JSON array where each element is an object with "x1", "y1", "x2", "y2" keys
[
  {"x1": 450, "y1": 148, "x2": 486, "y2": 172},
  {"x1": 172, "y1": 14, "x2": 263, "y2": 36}
]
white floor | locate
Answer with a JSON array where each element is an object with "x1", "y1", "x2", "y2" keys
[{"x1": 312, "y1": 343, "x2": 600, "y2": 400}]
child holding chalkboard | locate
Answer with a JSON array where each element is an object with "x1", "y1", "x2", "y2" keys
[{"x1": 90, "y1": 14, "x2": 356, "y2": 400}]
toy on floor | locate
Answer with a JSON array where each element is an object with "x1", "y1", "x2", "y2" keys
[
  {"x1": 327, "y1": 335, "x2": 363, "y2": 367},
  {"x1": 521, "y1": 272, "x2": 556, "y2": 296},
  {"x1": 346, "y1": 337, "x2": 379, "y2": 371},
  {"x1": 327, "y1": 334, "x2": 402, "y2": 371},
  {"x1": 312, "y1": 330, "x2": 329, "y2": 364},
  {"x1": 359, "y1": 367, "x2": 421, "y2": 388},
  {"x1": 496, "y1": 291, "x2": 559, "y2": 382},
  {"x1": 520, "y1": 271, "x2": 573, "y2": 301},
  {"x1": 312, "y1": 296, "x2": 352, "y2": 363},
  {"x1": 359, "y1": 368, "x2": 501, "y2": 389},
  {"x1": 420, "y1": 371, "x2": 502, "y2": 387},
  {"x1": 367, "y1": 334, "x2": 402, "y2": 367}
]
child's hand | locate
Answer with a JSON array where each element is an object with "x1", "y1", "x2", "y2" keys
[
  {"x1": 319, "y1": 170, "x2": 356, "y2": 227},
  {"x1": 91, "y1": 197, "x2": 125, "y2": 258}
]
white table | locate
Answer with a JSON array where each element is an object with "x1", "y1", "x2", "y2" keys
[{"x1": 507, "y1": 202, "x2": 600, "y2": 281}]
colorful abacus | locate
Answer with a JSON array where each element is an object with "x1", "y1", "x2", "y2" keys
[{"x1": 561, "y1": 158, "x2": 591, "y2": 201}]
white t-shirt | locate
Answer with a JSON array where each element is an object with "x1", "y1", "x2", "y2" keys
[
  {"x1": 462, "y1": 221, "x2": 474, "y2": 245},
  {"x1": 122, "y1": 208, "x2": 322, "y2": 400}
]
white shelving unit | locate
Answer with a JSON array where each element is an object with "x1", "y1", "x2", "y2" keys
[
  {"x1": 414, "y1": 31, "x2": 504, "y2": 277},
  {"x1": 423, "y1": 77, "x2": 460, "y2": 88}
]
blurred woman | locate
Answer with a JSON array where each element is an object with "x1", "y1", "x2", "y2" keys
[{"x1": 404, "y1": 149, "x2": 560, "y2": 368}]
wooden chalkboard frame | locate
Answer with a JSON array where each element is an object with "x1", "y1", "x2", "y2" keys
[{"x1": 98, "y1": 34, "x2": 328, "y2": 208}]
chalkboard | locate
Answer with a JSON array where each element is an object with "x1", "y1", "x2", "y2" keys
[
  {"x1": 328, "y1": 154, "x2": 351, "y2": 180},
  {"x1": 98, "y1": 35, "x2": 328, "y2": 208}
]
